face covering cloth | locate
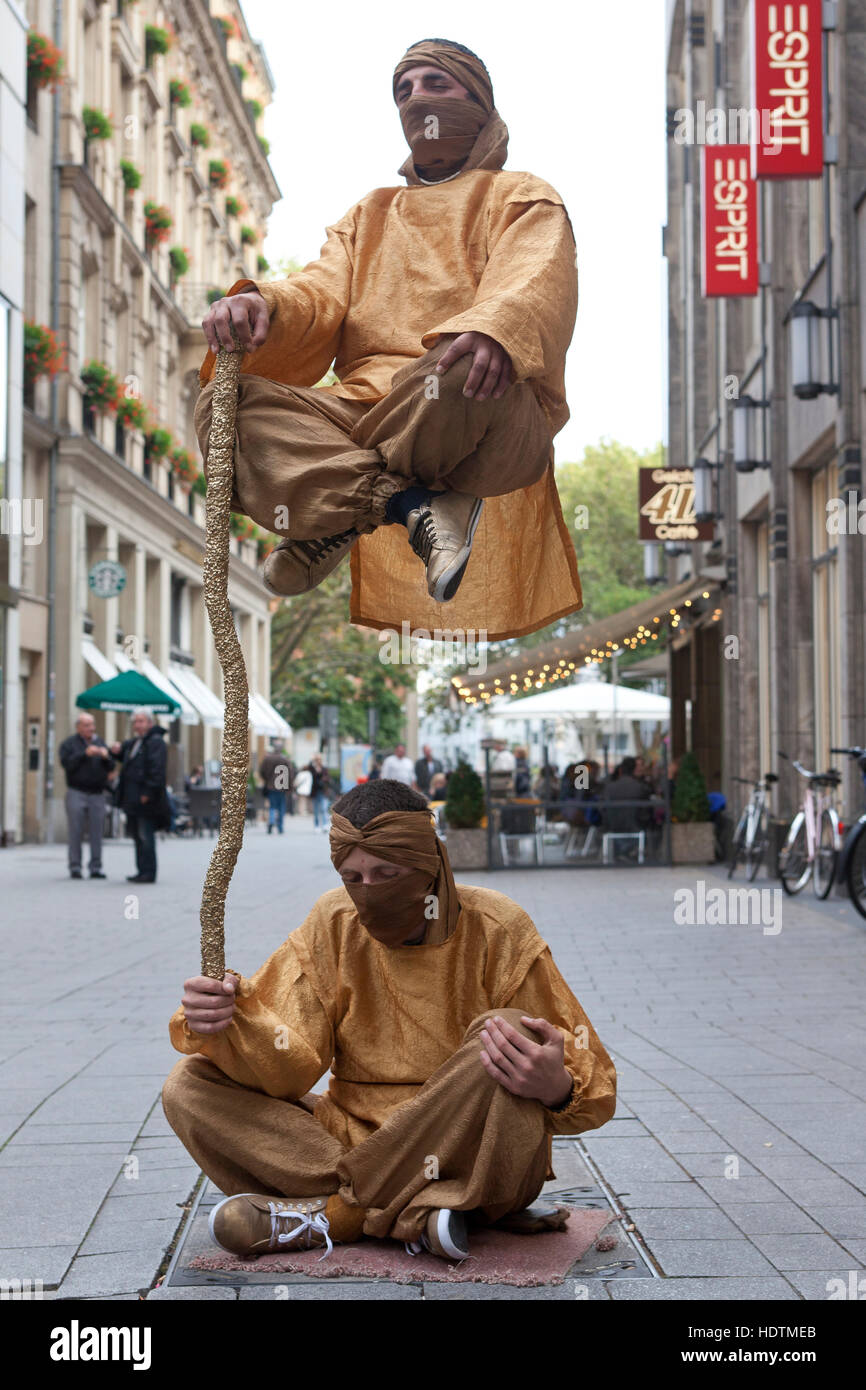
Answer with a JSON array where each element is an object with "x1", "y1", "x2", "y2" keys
[
  {"x1": 329, "y1": 809, "x2": 461, "y2": 946},
  {"x1": 392, "y1": 39, "x2": 509, "y2": 185}
]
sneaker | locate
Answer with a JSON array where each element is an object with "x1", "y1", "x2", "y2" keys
[
  {"x1": 89, "y1": 870, "x2": 107, "y2": 879},
  {"x1": 407, "y1": 492, "x2": 483, "y2": 602},
  {"x1": 493, "y1": 1202, "x2": 570, "y2": 1235},
  {"x1": 70, "y1": 869, "x2": 83, "y2": 879},
  {"x1": 404, "y1": 1208, "x2": 469, "y2": 1261},
  {"x1": 209, "y1": 1193, "x2": 333, "y2": 1260},
  {"x1": 263, "y1": 528, "x2": 359, "y2": 597}
]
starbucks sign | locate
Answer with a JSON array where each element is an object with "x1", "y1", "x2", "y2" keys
[{"x1": 88, "y1": 560, "x2": 127, "y2": 599}]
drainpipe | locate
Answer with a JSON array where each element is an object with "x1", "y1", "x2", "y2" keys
[{"x1": 43, "y1": 0, "x2": 62, "y2": 843}]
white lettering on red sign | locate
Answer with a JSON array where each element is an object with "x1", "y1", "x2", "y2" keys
[
  {"x1": 710, "y1": 153, "x2": 752, "y2": 282},
  {"x1": 765, "y1": 3, "x2": 813, "y2": 159}
]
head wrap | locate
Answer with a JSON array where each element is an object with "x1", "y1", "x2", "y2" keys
[
  {"x1": 392, "y1": 39, "x2": 509, "y2": 186},
  {"x1": 329, "y1": 809, "x2": 461, "y2": 945}
]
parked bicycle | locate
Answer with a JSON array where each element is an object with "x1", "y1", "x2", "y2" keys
[
  {"x1": 727, "y1": 773, "x2": 778, "y2": 881},
  {"x1": 831, "y1": 746, "x2": 866, "y2": 921},
  {"x1": 777, "y1": 751, "x2": 841, "y2": 899}
]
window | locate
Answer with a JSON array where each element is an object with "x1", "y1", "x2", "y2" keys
[{"x1": 810, "y1": 468, "x2": 841, "y2": 770}]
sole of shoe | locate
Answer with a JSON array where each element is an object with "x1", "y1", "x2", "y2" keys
[
  {"x1": 429, "y1": 499, "x2": 484, "y2": 603},
  {"x1": 430, "y1": 1207, "x2": 470, "y2": 1260}
]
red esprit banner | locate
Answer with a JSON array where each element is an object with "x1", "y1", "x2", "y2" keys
[
  {"x1": 701, "y1": 146, "x2": 759, "y2": 297},
  {"x1": 752, "y1": 0, "x2": 823, "y2": 178}
]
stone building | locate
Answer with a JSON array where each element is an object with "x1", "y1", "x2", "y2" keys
[
  {"x1": 5, "y1": 0, "x2": 288, "y2": 843},
  {"x1": 663, "y1": 0, "x2": 866, "y2": 821}
]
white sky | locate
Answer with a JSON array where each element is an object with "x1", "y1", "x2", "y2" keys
[{"x1": 239, "y1": 0, "x2": 667, "y2": 463}]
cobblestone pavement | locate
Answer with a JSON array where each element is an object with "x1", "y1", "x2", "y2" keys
[{"x1": 1, "y1": 816, "x2": 864, "y2": 1300}]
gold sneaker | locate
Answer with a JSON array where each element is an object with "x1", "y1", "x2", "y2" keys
[
  {"x1": 262, "y1": 528, "x2": 358, "y2": 597},
  {"x1": 407, "y1": 492, "x2": 483, "y2": 602},
  {"x1": 209, "y1": 1193, "x2": 333, "y2": 1260}
]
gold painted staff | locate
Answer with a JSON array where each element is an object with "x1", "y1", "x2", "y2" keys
[{"x1": 199, "y1": 331, "x2": 247, "y2": 979}]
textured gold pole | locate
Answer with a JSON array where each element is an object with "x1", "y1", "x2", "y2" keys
[{"x1": 200, "y1": 334, "x2": 247, "y2": 979}]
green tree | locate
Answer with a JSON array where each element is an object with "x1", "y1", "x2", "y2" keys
[{"x1": 269, "y1": 562, "x2": 417, "y2": 747}]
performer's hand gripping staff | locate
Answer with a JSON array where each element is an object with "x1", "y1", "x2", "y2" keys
[{"x1": 192, "y1": 323, "x2": 251, "y2": 1026}]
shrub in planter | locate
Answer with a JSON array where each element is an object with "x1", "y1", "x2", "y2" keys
[
  {"x1": 119, "y1": 159, "x2": 141, "y2": 192},
  {"x1": 224, "y1": 194, "x2": 244, "y2": 218},
  {"x1": 230, "y1": 513, "x2": 256, "y2": 541},
  {"x1": 144, "y1": 426, "x2": 172, "y2": 461},
  {"x1": 145, "y1": 25, "x2": 174, "y2": 66},
  {"x1": 190, "y1": 122, "x2": 210, "y2": 149},
  {"x1": 27, "y1": 30, "x2": 65, "y2": 90},
  {"x1": 444, "y1": 761, "x2": 485, "y2": 829},
  {"x1": 115, "y1": 393, "x2": 148, "y2": 430},
  {"x1": 168, "y1": 245, "x2": 191, "y2": 280},
  {"x1": 257, "y1": 134, "x2": 270, "y2": 156},
  {"x1": 24, "y1": 322, "x2": 67, "y2": 386},
  {"x1": 240, "y1": 224, "x2": 257, "y2": 246},
  {"x1": 216, "y1": 15, "x2": 241, "y2": 41},
  {"x1": 257, "y1": 533, "x2": 278, "y2": 561},
  {"x1": 81, "y1": 360, "x2": 120, "y2": 414},
  {"x1": 192, "y1": 471, "x2": 207, "y2": 497},
  {"x1": 257, "y1": 254, "x2": 270, "y2": 274},
  {"x1": 143, "y1": 200, "x2": 172, "y2": 248},
  {"x1": 169, "y1": 78, "x2": 192, "y2": 109},
  {"x1": 206, "y1": 286, "x2": 226, "y2": 305},
  {"x1": 231, "y1": 62, "x2": 249, "y2": 85},
  {"x1": 82, "y1": 106, "x2": 113, "y2": 141},
  {"x1": 246, "y1": 98, "x2": 263, "y2": 121},
  {"x1": 671, "y1": 751, "x2": 710, "y2": 823},
  {"x1": 170, "y1": 447, "x2": 197, "y2": 490},
  {"x1": 208, "y1": 158, "x2": 230, "y2": 190}
]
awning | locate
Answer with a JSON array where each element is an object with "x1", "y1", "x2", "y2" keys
[
  {"x1": 82, "y1": 639, "x2": 117, "y2": 682},
  {"x1": 249, "y1": 692, "x2": 292, "y2": 739},
  {"x1": 454, "y1": 576, "x2": 720, "y2": 703},
  {"x1": 76, "y1": 670, "x2": 181, "y2": 714},
  {"x1": 114, "y1": 650, "x2": 199, "y2": 725},
  {"x1": 167, "y1": 662, "x2": 225, "y2": 728}
]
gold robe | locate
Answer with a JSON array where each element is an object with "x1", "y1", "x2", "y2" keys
[
  {"x1": 197, "y1": 169, "x2": 583, "y2": 641},
  {"x1": 169, "y1": 882, "x2": 616, "y2": 1150}
]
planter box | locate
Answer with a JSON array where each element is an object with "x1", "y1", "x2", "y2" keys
[
  {"x1": 443, "y1": 826, "x2": 488, "y2": 870},
  {"x1": 671, "y1": 820, "x2": 715, "y2": 865}
]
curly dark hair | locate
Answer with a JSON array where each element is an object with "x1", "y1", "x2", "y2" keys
[{"x1": 331, "y1": 778, "x2": 431, "y2": 827}]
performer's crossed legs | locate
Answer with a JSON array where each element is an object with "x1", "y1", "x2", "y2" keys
[
  {"x1": 193, "y1": 339, "x2": 552, "y2": 600},
  {"x1": 162, "y1": 1008, "x2": 551, "y2": 1244}
]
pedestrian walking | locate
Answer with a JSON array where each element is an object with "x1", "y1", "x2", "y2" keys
[
  {"x1": 306, "y1": 755, "x2": 333, "y2": 832},
  {"x1": 110, "y1": 707, "x2": 170, "y2": 883},
  {"x1": 59, "y1": 713, "x2": 115, "y2": 879},
  {"x1": 380, "y1": 743, "x2": 416, "y2": 787},
  {"x1": 259, "y1": 740, "x2": 293, "y2": 834}
]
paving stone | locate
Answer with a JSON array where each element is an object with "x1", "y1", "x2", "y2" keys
[
  {"x1": 807, "y1": 1206, "x2": 866, "y2": 1238},
  {"x1": 721, "y1": 1203, "x2": 822, "y2": 1235},
  {"x1": 238, "y1": 1281, "x2": 422, "y2": 1300},
  {"x1": 698, "y1": 1176, "x2": 785, "y2": 1204},
  {"x1": 613, "y1": 1182, "x2": 716, "y2": 1209},
  {"x1": 422, "y1": 1279, "x2": 606, "y2": 1300},
  {"x1": 784, "y1": 1270, "x2": 865, "y2": 1300},
  {"x1": 628, "y1": 1207, "x2": 741, "y2": 1239},
  {"x1": 147, "y1": 1285, "x2": 238, "y2": 1300},
  {"x1": 605, "y1": 1276, "x2": 799, "y2": 1300},
  {"x1": 0, "y1": 1244, "x2": 76, "y2": 1287},
  {"x1": 748, "y1": 1233, "x2": 855, "y2": 1270},
  {"x1": 79, "y1": 1216, "x2": 180, "y2": 1257},
  {"x1": 55, "y1": 1250, "x2": 167, "y2": 1298},
  {"x1": 644, "y1": 1239, "x2": 777, "y2": 1277}
]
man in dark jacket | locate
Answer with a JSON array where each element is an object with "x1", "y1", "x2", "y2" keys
[
  {"x1": 414, "y1": 744, "x2": 443, "y2": 796},
  {"x1": 59, "y1": 713, "x2": 115, "y2": 879},
  {"x1": 600, "y1": 756, "x2": 652, "y2": 837},
  {"x1": 258, "y1": 741, "x2": 295, "y2": 834},
  {"x1": 110, "y1": 707, "x2": 169, "y2": 883}
]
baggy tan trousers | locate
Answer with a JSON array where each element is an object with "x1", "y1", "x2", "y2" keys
[
  {"x1": 162, "y1": 1009, "x2": 552, "y2": 1243},
  {"x1": 192, "y1": 341, "x2": 553, "y2": 542}
]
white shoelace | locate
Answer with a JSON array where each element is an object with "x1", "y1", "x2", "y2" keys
[{"x1": 268, "y1": 1202, "x2": 334, "y2": 1261}]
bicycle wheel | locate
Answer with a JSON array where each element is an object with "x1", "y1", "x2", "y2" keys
[
  {"x1": 846, "y1": 825, "x2": 866, "y2": 921},
  {"x1": 727, "y1": 807, "x2": 748, "y2": 878},
  {"x1": 779, "y1": 812, "x2": 810, "y2": 895},
  {"x1": 813, "y1": 810, "x2": 838, "y2": 900},
  {"x1": 745, "y1": 804, "x2": 769, "y2": 882}
]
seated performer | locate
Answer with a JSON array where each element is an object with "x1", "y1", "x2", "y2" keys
[
  {"x1": 194, "y1": 37, "x2": 583, "y2": 644},
  {"x1": 162, "y1": 780, "x2": 616, "y2": 1261}
]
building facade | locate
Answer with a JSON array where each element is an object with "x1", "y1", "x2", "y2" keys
[
  {"x1": 4, "y1": 0, "x2": 287, "y2": 843},
  {"x1": 663, "y1": 0, "x2": 866, "y2": 823}
]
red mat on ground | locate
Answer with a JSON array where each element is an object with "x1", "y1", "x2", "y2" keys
[{"x1": 189, "y1": 1209, "x2": 614, "y2": 1285}]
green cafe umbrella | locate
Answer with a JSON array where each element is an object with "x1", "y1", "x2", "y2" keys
[{"x1": 76, "y1": 669, "x2": 181, "y2": 714}]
